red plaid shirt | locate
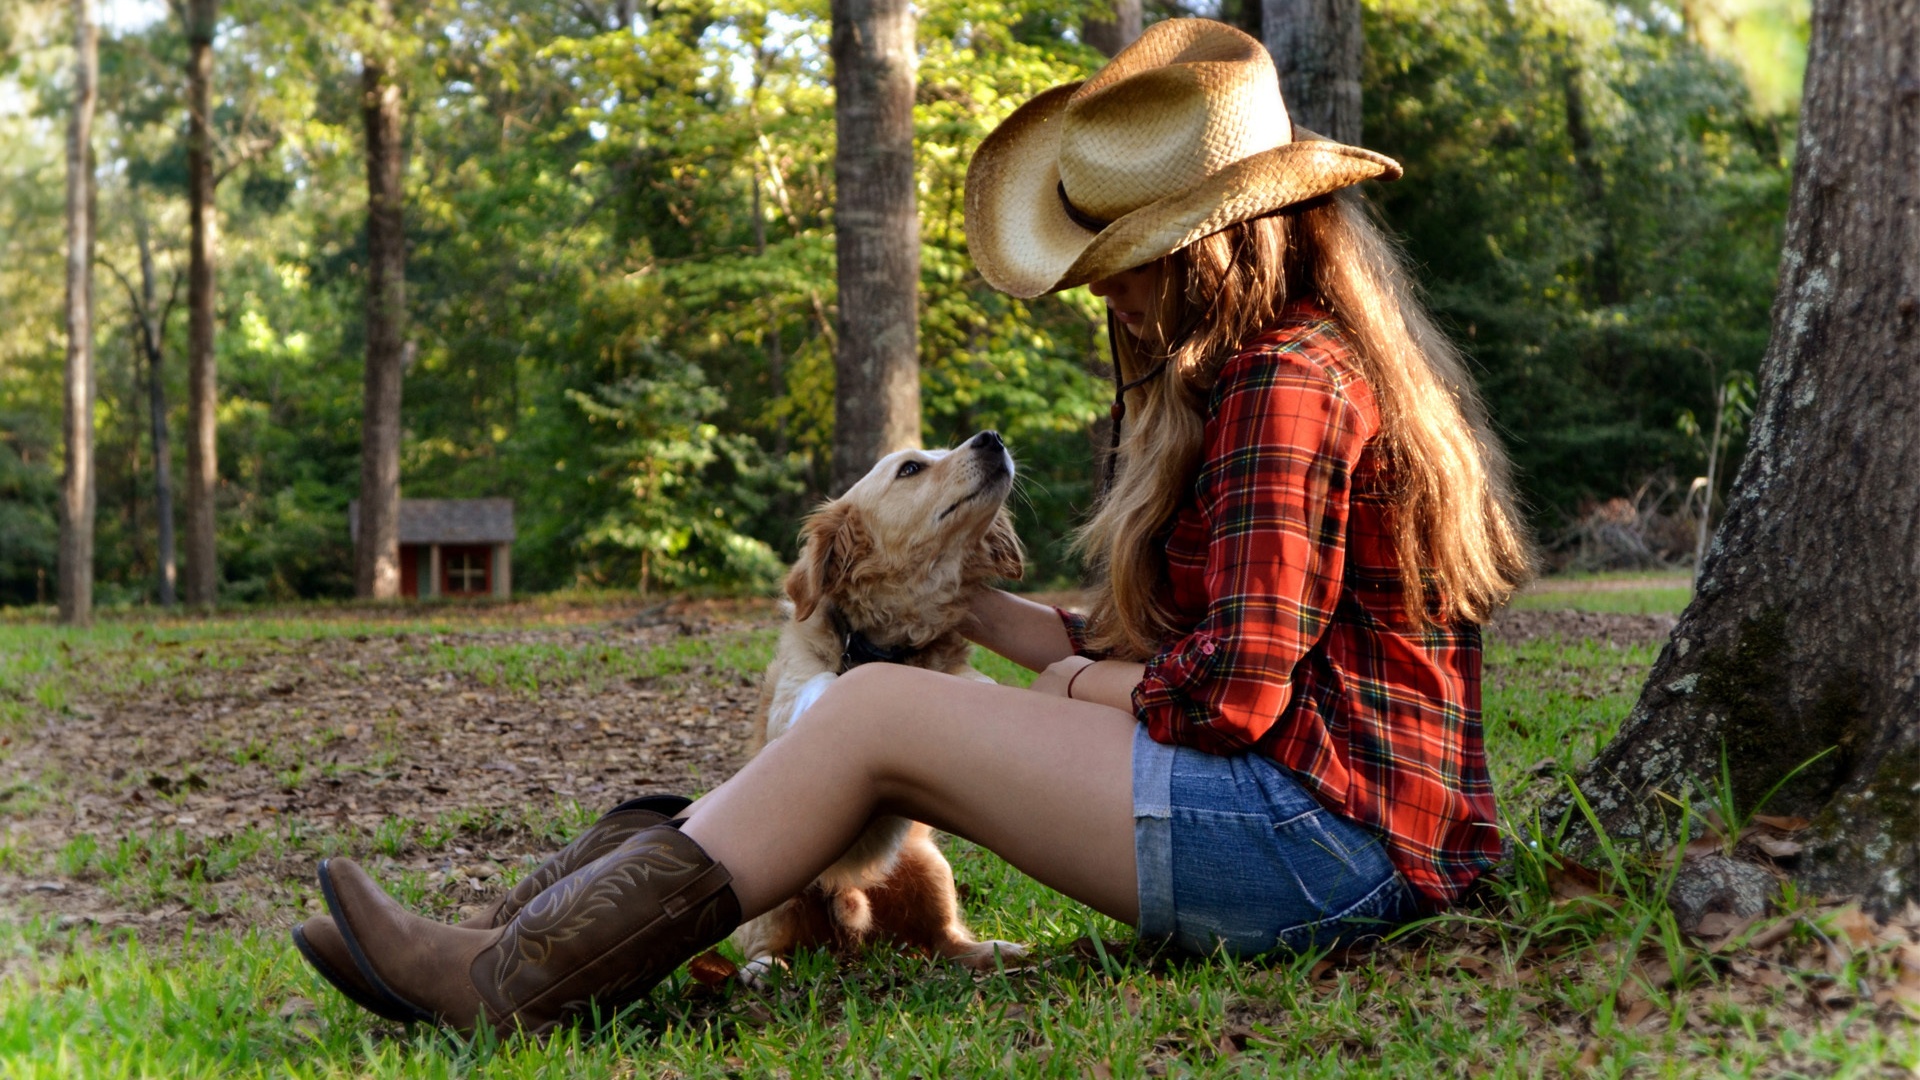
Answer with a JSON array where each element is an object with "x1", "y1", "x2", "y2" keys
[{"x1": 1064, "y1": 305, "x2": 1500, "y2": 907}]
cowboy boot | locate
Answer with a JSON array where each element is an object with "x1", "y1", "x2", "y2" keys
[
  {"x1": 292, "y1": 793, "x2": 690, "y2": 1023},
  {"x1": 321, "y1": 821, "x2": 740, "y2": 1038}
]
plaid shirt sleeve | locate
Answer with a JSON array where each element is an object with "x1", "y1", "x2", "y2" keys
[
  {"x1": 1132, "y1": 338, "x2": 1375, "y2": 753},
  {"x1": 1055, "y1": 607, "x2": 1096, "y2": 657}
]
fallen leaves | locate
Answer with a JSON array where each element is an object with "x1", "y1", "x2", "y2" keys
[{"x1": 0, "y1": 599, "x2": 772, "y2": 941}]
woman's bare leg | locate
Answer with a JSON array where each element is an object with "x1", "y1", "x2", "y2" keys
[{"x1": 678, "y1": 663, "x2": 1140, "y2": 925}]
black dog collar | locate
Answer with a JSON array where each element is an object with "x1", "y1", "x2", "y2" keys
[{"x1": 827, "y1": 606, "x2": 923, "y2": 674}]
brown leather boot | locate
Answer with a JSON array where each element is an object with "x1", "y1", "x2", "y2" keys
[
  {"x1": 292, "y1": 794, "x2": 689, "y2": 1023},
  {"x1": 321, "y1": 822, "x2": 740, "y2": 1038}
]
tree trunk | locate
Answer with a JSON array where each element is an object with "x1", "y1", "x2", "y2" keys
[
  {"x1": 1083, "y1": 0, "x2": 1141, "y2": 58},
  {"x1": 58, "y1": 0, "x2": 97, "y2": 628},
  {"x1": 133, "y1": 198, "x2": 178, "y2": 608},
  {"x1": 1561, "y1": 58, "x2": 1622, "y2": 307},
  {"x1": 1571, "y1": 0, "x2": 1920, "y2": 915},
  {"x1": 829, "y1": 0, "x2": 920, "y2": 495},
  {"x1": 1260, "y1": 0, "x2": 1362, "y2": 143},
  {"x1": 356, "y1": 0, "x2": 408, "y2": 600},
  {"x1": 183, "y1": 0, "x2": 219, "y2": 608}
]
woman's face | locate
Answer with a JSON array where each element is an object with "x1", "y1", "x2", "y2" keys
[{"x1": 1088, "y1": 261, "x2": 1166, "y2": 339}]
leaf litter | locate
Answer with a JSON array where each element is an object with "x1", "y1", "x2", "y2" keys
[{"x1": 0, "y1": 599, "x2": 1914, "y2": 1069}]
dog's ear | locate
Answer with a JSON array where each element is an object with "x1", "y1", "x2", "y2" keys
[
  {"x1": 981, "y1": 509, "x2": 1025, "y2": 582},
  {"x1": 786, "y1": 501, "x2": 871, "y2": 621}
]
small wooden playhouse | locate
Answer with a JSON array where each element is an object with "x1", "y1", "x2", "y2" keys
[{"x1": 349, "y1": 498, "x2": 515, "y2": 599}]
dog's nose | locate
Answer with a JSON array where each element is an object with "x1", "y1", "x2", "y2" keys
[{"x1": 971, "y1": 430, "x2": 1004, "y2": 454}]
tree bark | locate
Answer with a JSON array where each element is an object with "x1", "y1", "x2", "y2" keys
[
  {"x1": 1571, "y1": 0, "x2": 1920, "y2": 915},
  {"x1": 183, "y1": 0, "x2": 219, "y2": 608},
  {"x1": 829, "y1": 0, "x2": 920, "y2": 495},
  {"x1": 133, "y1": 197, "x2": 177, "y2": 607},
  {"x1": 59, "y1": 0, "x2": 97, "y2": 627},
  {"x1": 1260, "y1": 0, "x2": 1362, "y2": 144},
  {"x1": 356, "y1": 0, "x2": 407, "y2": 600},
  {"x1": 1083, "y1": 0, "x2": 1141, "y2": 58}
]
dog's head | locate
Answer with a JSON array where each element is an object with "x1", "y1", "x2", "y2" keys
[{"x1": 786, "y1": 430, "x2": 1022, "y2": 624}]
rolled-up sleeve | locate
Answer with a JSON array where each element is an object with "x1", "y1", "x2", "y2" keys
[
  {"x1": 1054, "y1": 607, "x2": 1097, "y2": 658},
  {"x1": 1133, "y1": 353, "x2": 1371, "y2": 754}
]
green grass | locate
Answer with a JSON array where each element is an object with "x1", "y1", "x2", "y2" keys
[
  {"x1": 0, "y1": 592, "x2": 1912, "y2": 1077},
  {"x1": 1511, "y1": 572, "x2": 1694, "y2": 616}
]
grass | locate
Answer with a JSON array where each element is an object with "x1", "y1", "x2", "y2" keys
[
  {"x1": 0, "y1": 583, "x2": 1914, "y2": 1077},
  {"x1": 1511, "y1": 571, "x2": 1696, "y2": 616}
]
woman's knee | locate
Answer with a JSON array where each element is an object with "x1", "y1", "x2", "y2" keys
[{"x1": 813, "y1": 663, "x2": 941, "y2": 722}]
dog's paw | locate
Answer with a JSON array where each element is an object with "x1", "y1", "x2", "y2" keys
[
  {"x1": 952, "y1": 940, "x2": 1028, "y2": 971},
  {"x1": 736, "y1": 954, "x2": 787, "y2": 990}
]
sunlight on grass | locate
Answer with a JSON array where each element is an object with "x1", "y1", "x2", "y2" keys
[
  {"x1": 1513, "y1": 572, "x2": 1694, "y2": 616},
  {"x1": 0, "y1": 600, "x2": 1913, "y2": 1077}
]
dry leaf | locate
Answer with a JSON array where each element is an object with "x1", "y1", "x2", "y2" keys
[
  {"x1": 1751, "y1": 814, "x2": 1810, "y2": 832},
  {"x1": 1753, "y1": 835, "x2": 1803, "y2": 859},
  {"x1": 1896, "y1": 943, "x2": 1920, "y2": 987},
  {"x1": 1449, "y1": 952, "x2": 1496, "y2": 976},
  {"x1": 1549, "y1": 862, "x2": 1604, "y2": 900},
  {"x1": 1745, "y1": 918, "x2": 1798, "y2": 951},
  {"x1": 1695, "y1": 912, "x2": 1755, "y2": 940},
  {"x1": 1683, "y1": 836, "x2": 1724, "y2": 861},
  {"x1": 686, "y1": 949, "x2": 737, "y2": 987},
  {"x1": 1831, "y1": 905, "x2": 1879, "y2": 948}
]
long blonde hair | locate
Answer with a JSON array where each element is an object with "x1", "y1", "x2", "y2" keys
[{"x1": 1074, "y1": 191, "x2": 1534, "y2": 659}]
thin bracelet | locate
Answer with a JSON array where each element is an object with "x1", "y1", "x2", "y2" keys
[{"x1": 1066, "y1": 661, "x2": 1094, "y2": 701}]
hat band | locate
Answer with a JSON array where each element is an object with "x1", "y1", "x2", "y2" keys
[{"x1": 1056, "y1": 181, "x2": 1115, "y2": 232}]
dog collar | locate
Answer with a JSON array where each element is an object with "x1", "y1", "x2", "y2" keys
[{"x1": 827, "y1": 606, "x2": 923, "y2": 674}]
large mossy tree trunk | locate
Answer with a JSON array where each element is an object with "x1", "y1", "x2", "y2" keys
[
  {"x1": 828, "y1": 0, "x2": 920, "y2": 495},
  {"x1": 58, "y1": 0, "x2": 98, "y2": 627},
  {"x1": 1260, "y1": 0, "x2": 1362, "y2": 143},
  {"x1": 183, "y1": 0, "x2": 220, "y2": 608},
  {"x1": 355, "y1": 0, "x2": 407, "y2": 600},
  {"x1": 1573, "y1": 0, "x2": 1920, "y2": 914}
]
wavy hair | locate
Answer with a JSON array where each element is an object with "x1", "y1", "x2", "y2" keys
[{"x1": 1074, "y1": 191, "x2": 1535, "y2": 659}]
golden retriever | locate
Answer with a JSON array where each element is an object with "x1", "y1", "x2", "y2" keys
[{"x1": 731, "y1": 430, "x2": 1028, "y2": 984}]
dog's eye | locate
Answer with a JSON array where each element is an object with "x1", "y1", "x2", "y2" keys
[{"x1": 895, "y1": 460, "x2": 924, "y2": 479}]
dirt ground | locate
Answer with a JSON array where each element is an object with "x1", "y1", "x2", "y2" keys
[
  {"x1": 0, "y1": 599, "x2": 780, "y2": 943},
  {"x1": 0, "y1": 599, "x2": 1676, "y2": 946}
]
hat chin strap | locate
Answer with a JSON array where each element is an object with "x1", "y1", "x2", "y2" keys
[{"x1": 1100, "y1": 309, "x2": 1178, "y2": 498}]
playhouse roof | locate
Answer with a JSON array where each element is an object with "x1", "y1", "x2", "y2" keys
[{"x1": 348, "y1": 499, "x2": 516, "y2": 544}]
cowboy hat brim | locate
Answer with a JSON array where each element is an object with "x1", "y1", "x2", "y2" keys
[{"x1": 965, "y1": 81, "x2": 1403, "y2": 299}]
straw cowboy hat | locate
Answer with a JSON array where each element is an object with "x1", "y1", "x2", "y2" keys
[{"x1": 965, "y1": 19, "x2": 1402, "y2": 299}]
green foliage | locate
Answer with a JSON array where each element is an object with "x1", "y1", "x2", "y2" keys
[
  {"x1": 568, "y1": 355, "x2": 791, "y2": 592},
  {"x1": 0, "y1": 413, "x2": 58, "y2": 605},
  {"x1": 0, "y1": 0, "x2": 1804, "y2": 601},
  {"x1": 1367, "y1": 0, "x2": 1795, "y2": 532}
]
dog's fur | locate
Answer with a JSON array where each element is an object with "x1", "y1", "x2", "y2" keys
[{"x1": 731, "y1": 431, "x2": 1028, "y2": 983}]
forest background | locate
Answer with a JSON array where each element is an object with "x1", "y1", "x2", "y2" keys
[{"x1": 0, "y1": 0, "x2": 1807, "y2": 607}]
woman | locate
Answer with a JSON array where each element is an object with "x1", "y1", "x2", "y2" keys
[{"x1": 297, "y1": 19, "x2": 1531, "y2": 1037}]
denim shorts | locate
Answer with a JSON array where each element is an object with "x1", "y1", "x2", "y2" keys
[{"x1": 1132, "y1": 724, "x2": 1418, "y2": 958}]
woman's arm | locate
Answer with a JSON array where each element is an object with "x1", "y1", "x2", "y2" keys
[
  {"x1": 961, "y1": 589, "x2": 1078, "y2": 672},
  {"x1": 1030, "y1": 656, "x2": 1145, "y2": 711}
]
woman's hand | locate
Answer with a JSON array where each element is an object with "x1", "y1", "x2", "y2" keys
[
  {"x1": 1031, "y1": 655, "x2": 1097, "y2": 699},
  {"x1": 964, "y1": 589, "x2": 1078, "y2": 672}
]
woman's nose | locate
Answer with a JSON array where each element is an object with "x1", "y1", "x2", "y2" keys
[{"x1": 1087, "y1": 275, "x2": 1116, "y2": 298}]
